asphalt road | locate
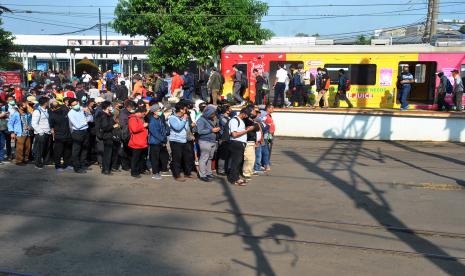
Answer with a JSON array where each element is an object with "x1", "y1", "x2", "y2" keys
[{"x1": 0, "y1": 138, "x2": 464, "y2": 276}]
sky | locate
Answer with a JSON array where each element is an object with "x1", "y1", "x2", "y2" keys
[{"x1": 1, "y1": 0, "x2": 462, "y2": 38}]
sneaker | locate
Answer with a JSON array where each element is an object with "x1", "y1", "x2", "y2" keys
[
  {"x1": 253, "y1": 170, "x2": 265, "y2": 176},
  {"x1": 199, "y1": 176, "x2": 212, "y2": 182},
  {"x1": 207, "y1": 175, "x2": 215, "y2": 179},
  {"x1": 152, "y1": 173, "x2": 162, "y2": 180},
  {"x1": 0, "y1": 161, "x2": 4, "y2": 165},
  {"x1": 131, "y1": 174, "x2": 142, "y2": 179},
  {"x1": 56, "y1": 168, "x2": 65, "y2": 173},
  {"x1": 161, "y1": 171, "x2": 171, "y2": 177},
  {"x1": 174, "y1": 177, "x2": 186, "y2": 182},
  {"x1": 35, "y1": 165, "x2": 44, "y2": 170},
  {"x1": 65, "y1": 166, "x2": 74, "y2": 171}
]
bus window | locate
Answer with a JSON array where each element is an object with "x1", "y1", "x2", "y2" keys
[{"x1": 324, "y1": 64, "x2": 376, "y2": 85}]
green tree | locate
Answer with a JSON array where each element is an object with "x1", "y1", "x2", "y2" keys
[
  {"x1": 312, "y1": 33, "x2": 320, "y2": 37},
  {"x1": 112, "y1": 0, "x2": 273, "y2": 70},
  {"x1": 459, "y1": 25, "x2": 465, "y2": 34},
  {"x1": 356, "y1": 35, "x2": 370, "y2": 45},
  {"x1": 295, "y1": 33, "x2": 309, "y2": 37},
  {"x1": 0, "y1": 18, "x2": 15, "y2": 66}
]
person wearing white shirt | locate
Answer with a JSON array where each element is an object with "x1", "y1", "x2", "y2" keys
[
  {"x1": 68, "y1": 98, "x2": 93, "y2": 173},
  {"x1": 31, "y1": 97, "x2": 51, "y2": 169},
  {"x1": 88, "y1": 82, "x2": 100, "y2": 99},
  {"x1": 81, "y1": 71, "x2": 92, "y2": 89},
  {"x1": 227, "y1": 108, "x2": 255, "y2": 186},
  {"x1": 274, "y1": 64, "x2": 288, "y2": 108}
]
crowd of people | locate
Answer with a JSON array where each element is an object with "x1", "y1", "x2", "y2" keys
[{"x1": 0, "y1": 68, "x2": 276, "y2": 187}]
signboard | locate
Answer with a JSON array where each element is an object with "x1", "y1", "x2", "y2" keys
[
  {"x1": 379, "y1": 68, "x2": 393, "y2": 86},
  {"x1": 0, "y1": 71, "x2": 22, "y2": 85},
  {"x1": 68, "y1": 39, "x2": 148, "y2": 47},
  {"x1": 36, "y1": 62, "x2": 48, "y2": 71},
  {"x1": 112, "y1": 64, "x2": 121, "y2": 73}
]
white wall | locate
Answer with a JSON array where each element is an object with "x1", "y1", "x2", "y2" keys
[{"x1": 273, "y1": 112, "x2": 465, "y2": 142}]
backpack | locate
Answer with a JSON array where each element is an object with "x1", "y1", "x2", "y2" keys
[
  {"x1": 240, "y1": 72, "x2": 248, "y2": 89},
  {"x1": 220, "y1": 117, "x2": 239, "y2": 141},
  {"x1": 161, "y1": 80, "x2": 169, "y2": 97},
  {"x1": 292, "y1": 73, "x2": 302, "y2": 88},
  {"x1": 324, "y1": 77, "x2": 331, "y2": 90},
  {"x1": 345, "y1": 79, "x2": 351, "y2": 91},
  {"x1": 446, "y1": 79, "x2": 453, "y2": 94}
]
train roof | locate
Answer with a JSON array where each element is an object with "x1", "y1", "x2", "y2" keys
[{"x1": 222, "y1": 44, "x2": 465, "y2": 54}]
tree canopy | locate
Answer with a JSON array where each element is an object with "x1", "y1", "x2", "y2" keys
[
  {"x1": 459, "y1": 25, "x2": 465, "y2": 34},
  {"x1": 0, "y1": 18, "x2": 15, "y2": 66},
  {"x1": 112, "y1": 0, "x2": 273, "y2": 70}
]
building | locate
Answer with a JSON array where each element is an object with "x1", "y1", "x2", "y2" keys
[{"x1": 10, "y1": 35, "x2": 151, "y2": 75}]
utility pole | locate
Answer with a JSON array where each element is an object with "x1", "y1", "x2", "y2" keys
[
  {"x1": 105, "y1": 23, "x2": 108, "y2": 58},
  {"x1": 99, "y1": 8, "x2": 103, "y2": 58},
  {"x1": 430, "y1": 0, "x2": 440, "y2": 41},
  {"x1": 424, "y1": 0, "x2": 433, "y2": 42}
]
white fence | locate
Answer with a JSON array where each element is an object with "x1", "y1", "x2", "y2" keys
[{"x1": 273, "y1": 111, "x2": 465, "y2": 142}]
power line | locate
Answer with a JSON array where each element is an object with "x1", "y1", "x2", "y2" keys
[
  {"x1": 45, "y1": 25, "x2": 98, "y2": 36},
  {"x1": 2, "y1": 1, "x2": 464, "y2": 8},
  {"x1": 2, "y1": 15, "x2": 91, "y2": 29}
]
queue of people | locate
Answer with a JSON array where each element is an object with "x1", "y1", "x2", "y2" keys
[{"x1": 0, "y1": 77, "x2": 276, "y2": 187}]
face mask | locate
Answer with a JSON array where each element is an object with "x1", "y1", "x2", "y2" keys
[
  {"x1": 136, "y1": 96, "x2": 142, "y2": 101},
  {"x1": 157, "y1": 111, "x2": 163, "y2": 117},
  {"x1": 8, "y1": 100, "x2": 15, "y2": 106},
  {"x1": 73, "y1": 104, "x2": 81, "y2": 111},
  {"x1": 129, "y1": 109, "x2": 136, "y2": 114},
  {"x1": 82, "y1": 96, "x2": 87, "y2": 102}
]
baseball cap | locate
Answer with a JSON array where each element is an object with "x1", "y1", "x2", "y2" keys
[{"x1": 27, "y1": 96, "x2": 38, "y2": 104}]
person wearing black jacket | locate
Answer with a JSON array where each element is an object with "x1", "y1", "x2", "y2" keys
[
  {"x1": 242, "y1": 106, "x2": 260, "y2": 178},
  {"x1": 115, "y1": 81, "x2": 129, "y2": 101},
  {"x1": 96, "y1": 101, "x2": 117, "y2": 175},
  {"x1": 49, "y1": 102, "x2": 72, "y2": 171}
]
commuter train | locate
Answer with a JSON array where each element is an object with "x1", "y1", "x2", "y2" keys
[{"x1": 220, "y1": 44, "x2": 465, "y2": 109}]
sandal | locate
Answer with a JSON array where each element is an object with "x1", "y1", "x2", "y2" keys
[{"x1": 234, "y1": 180, "x2": 247, "y2": 186}]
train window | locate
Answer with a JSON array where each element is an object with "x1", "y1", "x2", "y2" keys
[
  {"x1": 414, "y1": 64, "x2": 426, "y2": 83},
  {"x1": 461, "y1": 65, "x2": 465, "y2": 78},
  {"x1": 324, "y1": 64, "x2": 377, "y2": 85}
]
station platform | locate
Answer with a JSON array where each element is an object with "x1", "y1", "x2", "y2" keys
[{"x1": 264, "y1": 108, "x2": 465, "y2": 142}]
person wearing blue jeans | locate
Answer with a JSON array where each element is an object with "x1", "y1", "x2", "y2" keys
[
  {"x1": 254, "y1": 140, "x2": 270, "y2": 173},
  {"x1": 0, "y1": 131, "x2": 5, "y2": 164},
  {"x1": 398, "y1": 65, "x2": 414, "y2": 110}
]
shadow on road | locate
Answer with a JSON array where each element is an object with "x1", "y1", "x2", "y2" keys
[{"x1": 283, "y1": 139, "x2": 465, "y2": 274}]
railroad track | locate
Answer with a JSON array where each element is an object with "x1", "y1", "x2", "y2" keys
[{"x1": 2, "y1": 190, "x2": 465, "y2": 242}]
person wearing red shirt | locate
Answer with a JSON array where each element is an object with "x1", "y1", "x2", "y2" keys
[
  {"x1": 264, "y1": 104, "x2": 275, "y2": 172},
  {"x1": 14, "y1": 86, "x2": 23, "y2": 103},
  {"x1": 128, "y1": 107, "x2": 148, "y2": 178},
  {"x1": 171, "y1": 71, "x2": 184, "y2": 100}
]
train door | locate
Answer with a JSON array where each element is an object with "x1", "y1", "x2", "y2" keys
[
  {"x1": 235, "y1": 63, "x2": 249, "y2": 98},
  {"x1": 269, "y1": 61, "x2": 304, "y2": 86},
  {"x1": 398, "y1": 61, "x2": 437, "y2": 104}
]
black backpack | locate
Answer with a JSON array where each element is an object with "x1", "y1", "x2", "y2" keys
[
  {"x1": 220, "y1": 117, "x2": 239, "y2": 141},
  {"x1": 446, "y1": 79, "x2": 454, "y2": 94},
  {"x1": 240, "y1": 72, "x2": 248, "y2": 89}
]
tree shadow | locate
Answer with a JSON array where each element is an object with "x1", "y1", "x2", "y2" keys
[
  {"x1": 283, "y1": 141, "x2": 465, "y2": 274},
  {"x1": 217, "y1": 177, "x2": 297, "y2": 276}
]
